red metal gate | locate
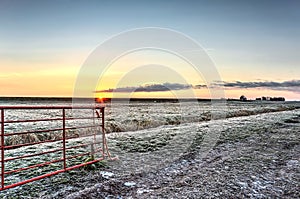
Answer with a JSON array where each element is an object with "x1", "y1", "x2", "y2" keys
[{"x1": 0, "y1": 105, "x2": 108, "y2": 191}]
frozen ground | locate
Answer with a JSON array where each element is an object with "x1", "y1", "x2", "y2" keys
[
  {"x1": 63, "y1": 109, "x2": 299, "y2": 199},
  {"x1": 103, "y1": 101, "x2": 299, "y2": 132},
  {"x1": 0, "y1": 101, "x2": 299, "y2": 198}
]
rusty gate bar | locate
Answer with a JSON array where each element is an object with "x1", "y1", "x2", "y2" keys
[{"x1": 0, "y1": 105, "x2": 107, "y2": 191}]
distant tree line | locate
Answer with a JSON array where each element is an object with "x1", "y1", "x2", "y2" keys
[
  {"x1": 255, "y1": 96, "x2": 285, "y2": 101},
  {"x1": 238, "y1": 95, "x2": 286, "y2": 102}
]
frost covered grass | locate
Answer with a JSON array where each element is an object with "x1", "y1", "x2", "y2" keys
[
  {"x1": 64, "y1": 109, "x2": 299, "y2": 199},
  {"x1": 103, "y1": 101, "x2": 299, "y2": 133},
  {"x1": 0, "y1": 101, "x2": 299, "y2": 198},
  {"x1": 4, "y1": 130, "x2": 80, "y2": 146},
  {"x1": 1, "y1": 136, "x2": 104, "y2": 189}
]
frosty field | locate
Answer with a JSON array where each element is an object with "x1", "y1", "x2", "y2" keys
[{"x1": 0, "y1": 98, "x2": 299, "y2": 198}]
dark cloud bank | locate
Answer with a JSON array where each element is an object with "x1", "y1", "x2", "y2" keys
[
  {"x1": 95, "y1": 83, "x2": 194, "y2": 93},
  {"x1": 215, "y1": 80, "x2": 300, "y2": 89},
  {"x1": 215, "y1": 80, "x2": 300, "y2": 93},
  {"x1": 95, "y1": 80, "x2": 300, "y2": 93}
]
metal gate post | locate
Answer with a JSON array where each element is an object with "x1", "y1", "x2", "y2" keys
[
  {"x1": 101, "y1": 107, "x2": 105, "y2": 159},
  {"x1": 1, "y1": 109, "x2": 5, "y2": 189},
  {"x1": 62, "y1": 108, "x2": 66, "y2": 170}
]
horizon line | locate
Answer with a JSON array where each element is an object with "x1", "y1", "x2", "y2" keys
[{"x1": 0, "y1": 96, "x2": 299, "y2": 102}]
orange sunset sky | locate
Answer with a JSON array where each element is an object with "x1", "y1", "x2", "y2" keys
[{"x1": 1, "y1": 1, "x2": 299, "y2": 100}]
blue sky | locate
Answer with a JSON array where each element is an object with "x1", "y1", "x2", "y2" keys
[{"x1": 0, "y1": 0, "x2": 299, "y2": 99}]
